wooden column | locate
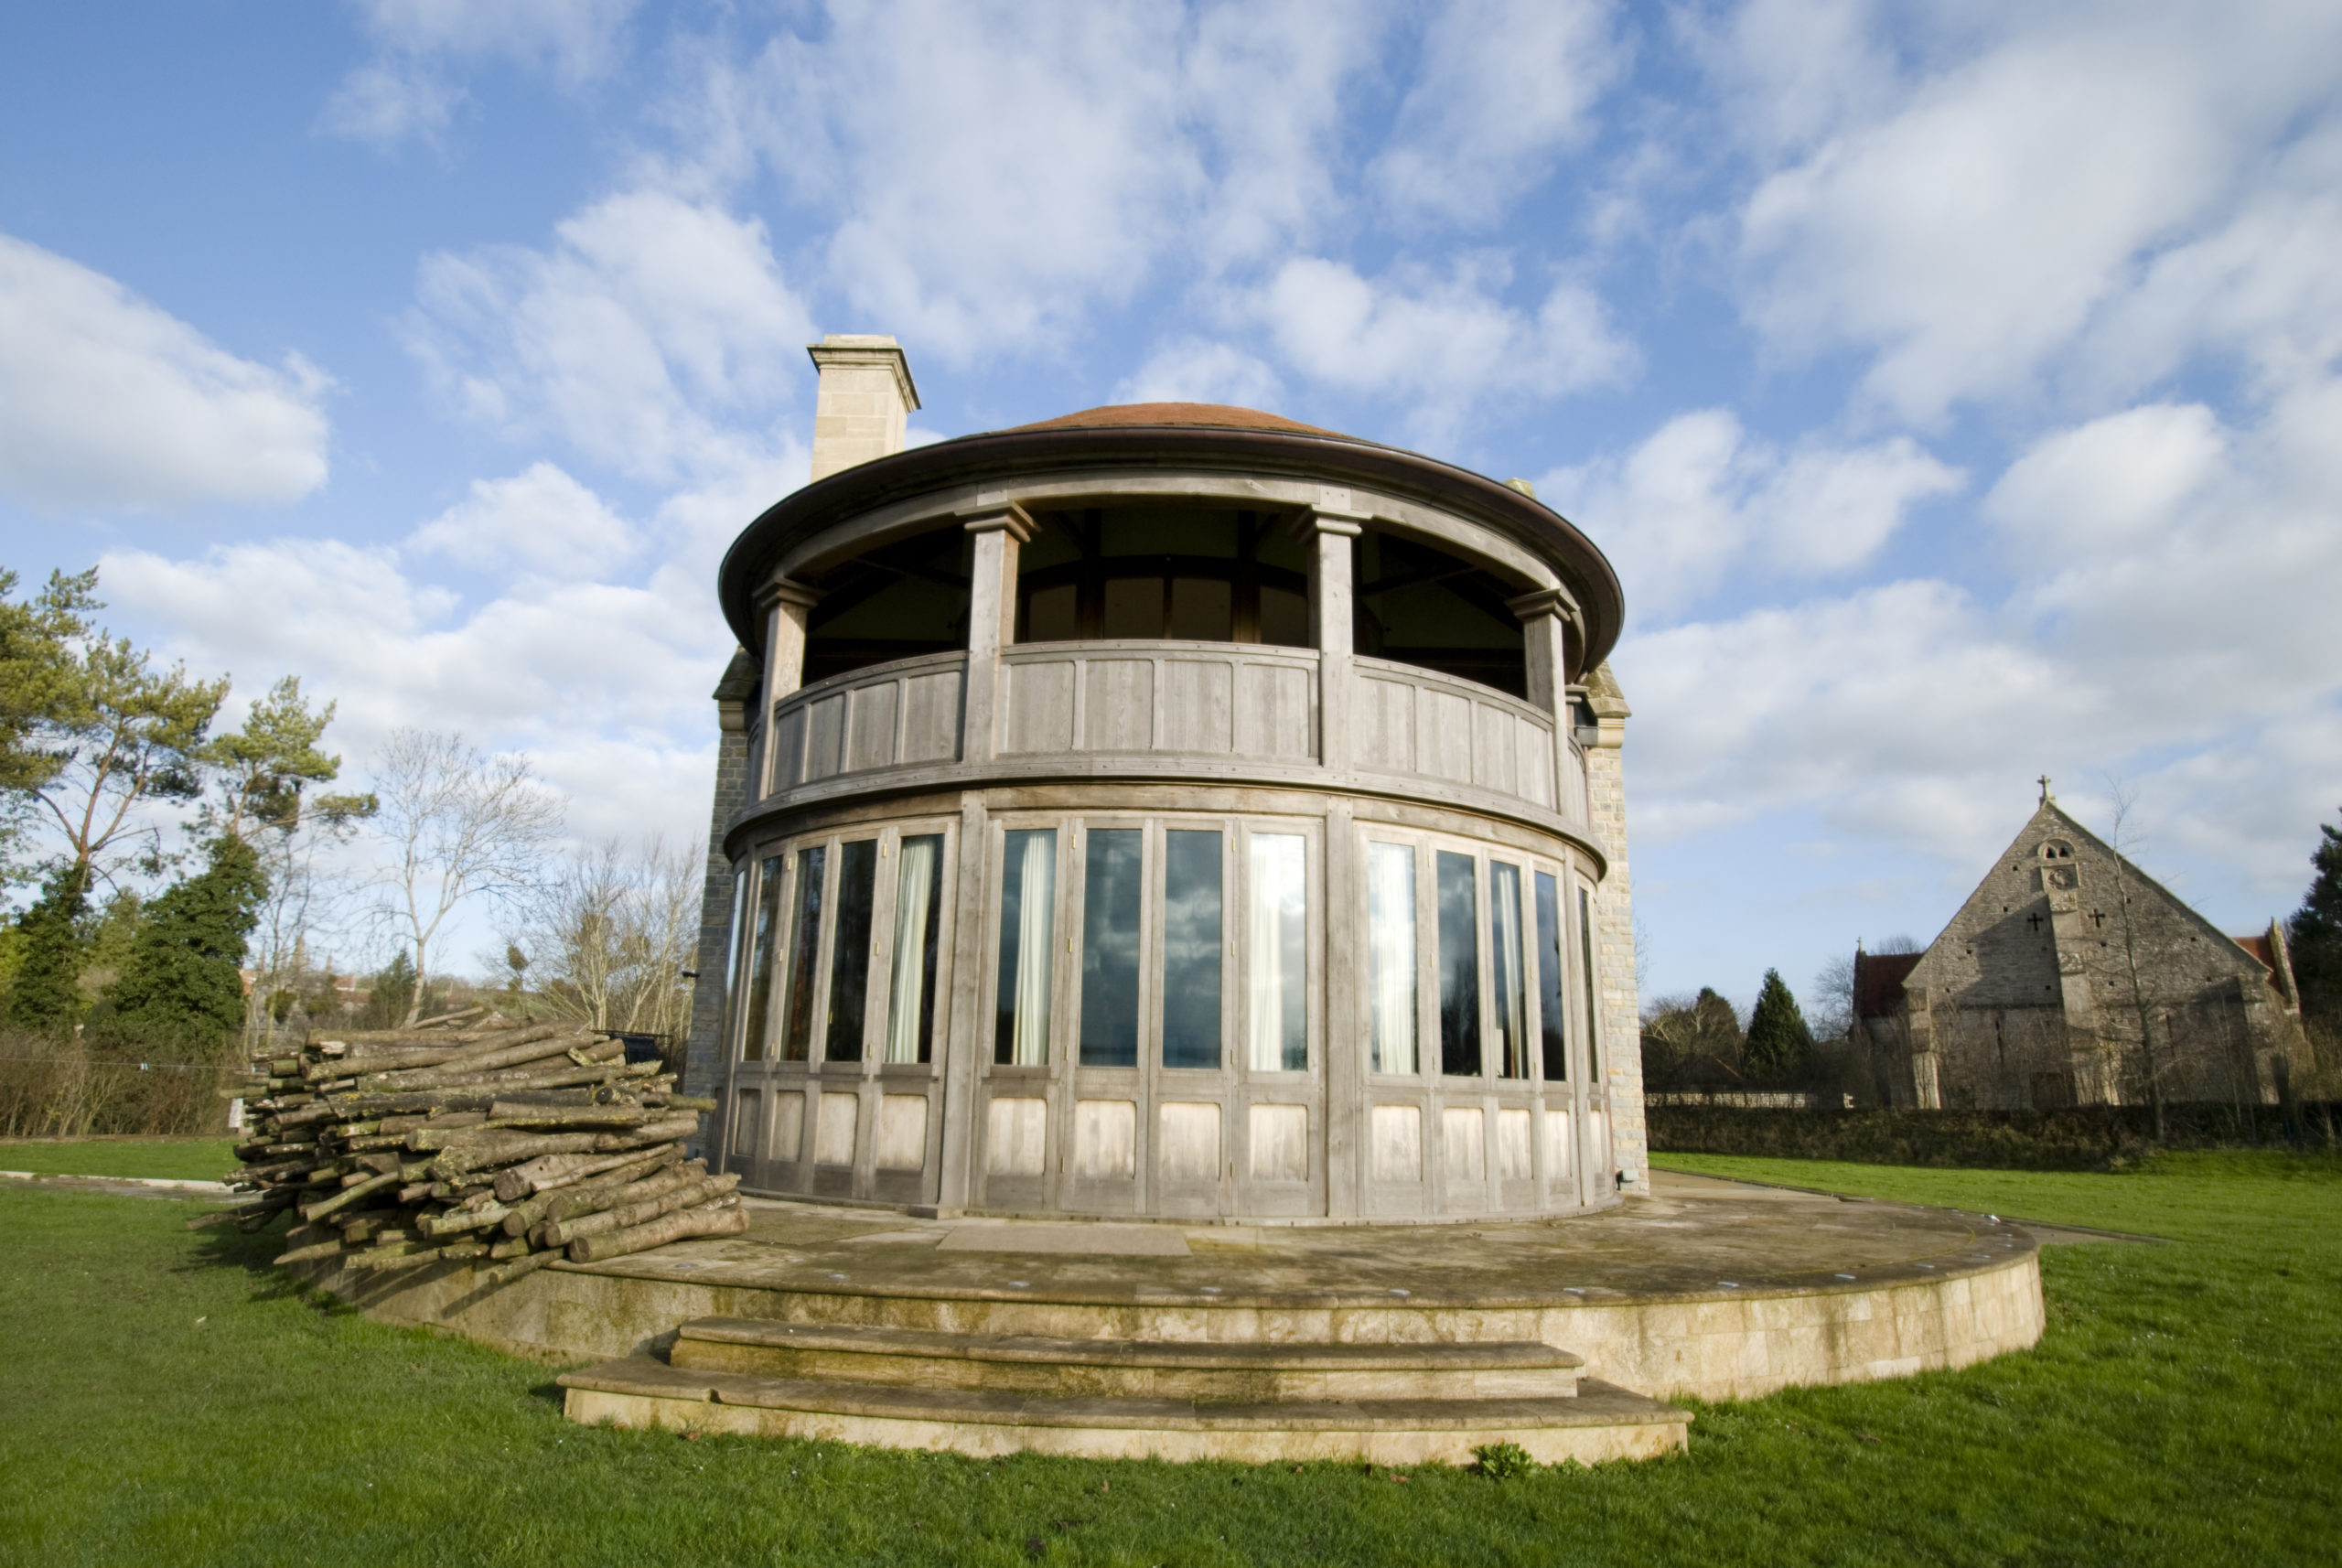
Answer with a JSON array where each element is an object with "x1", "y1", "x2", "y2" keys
[
  {"x1": 958, "y1": 503, "x2": 1032, "y2": 767},
  {"x1": 1509, "y1": 585, "x2": 1582, "y2": 821},
  {"x1": 754, "y1": 578, "x2": 821, "y2": 798},
  {"x1": 1298, "y1": 505, "x2": 1364, "y2": 1216}
]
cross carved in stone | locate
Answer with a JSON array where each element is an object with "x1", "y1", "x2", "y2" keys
[{"x1": 2027, "y1": 911, "x2": 2046, "y2": 932}]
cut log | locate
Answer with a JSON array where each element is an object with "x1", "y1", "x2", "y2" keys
[
  {"x1": 187, "y1": 1190, "x2": 295, "y2": 1230},
  {"x1": 482, "y1": 1103, "x2": 650, "y2": 1130},
  {"x1": 539, "y1": 1159, "x2": 705, "y2": 1228},
  {"x1": 565, "y1": 1197, "x2": 747, "y2": 1262},
  {"x1": 274, "y1": 1239, "x2": 349, "y2": 1265},
  {"x1": 415, "y1": 1201, "x2": 511, "y2": 1238},
  {"x1": 300, "y1": 1168, "x2": 399, "y2": 1222},
  {"x1": 542, "y1": 1173, "x2": 737, "y2": 1248},
  {"x1": 498, "y1": 1144, "x2": 682, "y2": 1216}
]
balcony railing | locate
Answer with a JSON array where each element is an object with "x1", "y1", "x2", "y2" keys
[{"x1": 763, "y1": 641, "x2": 1586, "y2": 825}]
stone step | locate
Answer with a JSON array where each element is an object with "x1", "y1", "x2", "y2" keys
[
  {"x1": 667, "y1": 1316, "x2": 1585, "y2": 1402},
  {"x1": 557, "y1": 1352, "x2": 1690, "y2": 1466}
]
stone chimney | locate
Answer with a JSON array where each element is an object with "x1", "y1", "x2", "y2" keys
[{"x1": 806, "y1": 333, "x2": 920, "y2": 482}]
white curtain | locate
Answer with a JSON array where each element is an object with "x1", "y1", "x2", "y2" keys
[
  {"x1": 884, "y1": 837, "x2": 936, "y2": 1064},
  {"x1": 1491, "y1": 862, "x2": 1526, "y2": 1077},
  {"x1": 1248, "y1": 833, "x2": 1305, "y2": 1071},
  {"x1": 1369, "y1": 843, "x2": 1417, "y2": 1074},
  {"x1": 1012, "y1": 832, "x2": 1055, "y2": 1065}
]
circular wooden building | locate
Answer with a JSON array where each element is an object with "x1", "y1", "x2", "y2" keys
[{"x1": 691, "y1": 337, "x2": 1647, "y2": 1222}]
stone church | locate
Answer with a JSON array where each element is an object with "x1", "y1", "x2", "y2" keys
[{"x1": 1856, "y1": 784, "x2": 2308, "y2": 1111}]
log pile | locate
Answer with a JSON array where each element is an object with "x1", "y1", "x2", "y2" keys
[{"x1": 193, "y1": 1009, "x2": 745, "y2": 1283}]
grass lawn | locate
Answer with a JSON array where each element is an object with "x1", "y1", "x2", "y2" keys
[
  {"x1": 1, "y1": 1155, "x2": 2337, "y2": 1566},
  {"x1": 0, "y1": 1135, "x2": 237, "y2": 1181}
]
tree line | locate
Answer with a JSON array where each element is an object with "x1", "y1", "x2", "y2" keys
[{"x1": 0, "y1": 568, "x2": 703, "y2": 1136}]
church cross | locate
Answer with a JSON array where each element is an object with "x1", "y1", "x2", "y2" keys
[
  {"x1": 2038, "y1": 774, "x2": 2054, "y2": 804},
  {"x1": 2027, "y1": 911, "x2": 2045, "y2": 932}
]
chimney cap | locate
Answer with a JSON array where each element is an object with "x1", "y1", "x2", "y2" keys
[{"x1": 806, "y1": 334, "x2": 919, "y2": 412}]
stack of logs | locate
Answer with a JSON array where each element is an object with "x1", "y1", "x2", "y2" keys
[{"x1": 198, "y1": 1008, "x2": 747, "y2": 1283}]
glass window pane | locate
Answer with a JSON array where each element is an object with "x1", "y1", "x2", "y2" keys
[
  {"x1": 1491, "y1": 861, "x2": 1528, "y2": 1079},
  {"x1": 738, "y1": 856, "x2": 781, "y2": 1061},
  {"x1": 1578, "y1": 886, "x2": 1600, "y2": 1075},
  {"x1": 1368, "y1": 843, "x2": 1417, "y2": 1075},
  {"x1": 1080, "y1": 828, "x2": 1144, "y2": 1067},
  {"x1": 824, "y1": 840, "x2": 878, "y2": 1063},
  {"x1": 1536, "y1": 871, "x2": 1567, "y2": 1080},
  {"x1": 886, "y1": 834, "x2": 945, "y2": 1064},
  {"x1": 1168, "y1": 578, "x2": 1233, "y2": 641},
  {"x1": 1436, "y1": 850, "x2": 1480, "y2": 1077},
  {"x1": 779, "y1": 845, "x2": 826, "y2": 1063},
  {"x1": 994, "y1": 829, "x2": 1056, "y2": 1065},
  {"x1": 1248, "y1": 832, "x2": 1307, "y2": 1071},
  {"x1": 1162, "y1": 830, "x2": 1223, "y2": 1069},
  {"x1": 1025, "y1": 583, "x2": 1078, "y2": 641},
  {"x1": 1101, "y1": 577, "x2": 1165, "y2": 639},
  {"x1": 1260, "y1": 585, "x2": 1308, "y2": 647}
]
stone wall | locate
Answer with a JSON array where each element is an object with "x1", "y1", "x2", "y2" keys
[
  {"x1": 682, "y1": 651, "x2": 757, "y2": 1106},
  {"x1": 1583, "y1": 660, "x2": 1648, "y2": 1192}
]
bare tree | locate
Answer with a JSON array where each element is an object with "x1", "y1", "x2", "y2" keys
[
  {"x1": 369, "y1": 729, "x2": 563, "y2": 1026},
  {"x1": 505, "y1": 835, "x2": 700, "y2": 1038}
]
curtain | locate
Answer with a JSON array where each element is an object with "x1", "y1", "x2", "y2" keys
[
  {"x1": 1490, "y1": 862, "x2": 1527, "y2": 1078},
  {"x1": 1248, "y1": 832, "x2": 1305, "y2": 1071},
  {"x1": 1369, "y1": 843, "x2": 1417, "y2": 1075},
  {"x1": 884, "y1": 836, "x2": 936, "y2": 1064},
  {"x1": 1012, "y1": 831, "x2": 1055, "y2": 1065}
]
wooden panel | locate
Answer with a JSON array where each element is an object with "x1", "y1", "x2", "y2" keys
[
  {"x1": 1442, "y1": 1105, "x2": 1486, "y2": 1184},
  {"x1": 1357, "y1": 678, "x2": 1414, "y2": 773},
  {"x1": 900, "y1": 669, "x2": 962, "y2": 763},
  {"x1": 1236, "y1": 661, "x2": 1316, "y2": 760},
  {"x1": 1002, "y1": 661, "x2": 1075, "y2": 754},
  {"x1": 1518, "y1": 716, "x2": 1556, "y2": 808},
  {"x1": 986, "y1": 1096, "x2": 1047, "y2": 1176},
  {"x1": 802, "y1": 694, "x2": 847, "y2": 781},
  {"x1": 1249, "y1": 1103, "x2": 1308, "y2": 1181},
  {"x1": 1473, "y1": 702, "x2": 1514, "y2": 794},
  {"x1": 1546, "y1": 1108, "x2": 1574, "y2": 1187},
  {"x1": 1157, "y1": 1101, "x2": 1220, "y2": 1184},
  {"x1": 768, "y1": 707, "x2": 806, "y2": 789},
  {"x1": 875, "y1": 1094, "x2": 927, "y2": 1171},
  {"x1": 1161, "y1": 659, "x2": 1234, "y2": 754},
  {"x1": 729, "y1": 1089, "x2": 760, "y2": 1158},
  {"x1": 1370, "y1": 1103, "x2": 1420, "y2": 1182},
  {"x1": 770, "y1": 1090, "x2": 806, "y2": 1162},
  {"x1": 815, "y1": 1092, "x2": 858, "y2": 1165},
  {"x1": 1419, "y1": 690, "x2": 1473, "y2": 783},
  {"x1": 1083, "y1": 660, "x2": 1155, "y2": 751},
  {"x1": 1073, "y1": 1099, "x2": 1136, "y2": 1178},
  {"x1": 846, "y1": 681, "x2": 899, "y2": 774},
  {"x1": 1496, "y1": 1106, "x2": 1533, "y2": 1181}
]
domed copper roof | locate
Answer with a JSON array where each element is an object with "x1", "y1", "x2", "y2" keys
[{"x1": 1005, "y1": 403, "x2": 1342, "y2": 438}]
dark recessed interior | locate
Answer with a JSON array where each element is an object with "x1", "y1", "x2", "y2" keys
[{"x1": 800, "y1": 504, "x2": 1530, "y2": 700}]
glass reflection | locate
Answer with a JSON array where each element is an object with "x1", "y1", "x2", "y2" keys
[
  {"x1": 1368, "y1": 843, "x2": 1417, "y2": 1074},
  {"x1": 1080, "y1": 828, "x2": 1144, "y2": 1067},
  {"x1": 1162, "y1": 829, "x2": 1222, "y2": 1069},
  {"x1": 1436, "y1": 851, "x2": 1480, "y2": 1077},
  {"x1": 739, "y1": 855, "x2": 781, "y2": 1061},
  {"x1": 886, "y1": 835, "x2": 944, "y2": 1064},
  {"x1": 779, "y1": 845, "x2": 826, "y2": 1063},
  {"x1": 1248, "y1": 833, "x2": 1307, "y2": 1071},
  {"x1": 824, "y1": 840, "x2": 877, "y2": 1062},
  {"x1": 1491, "y1": 862, "x2": 1528, "y2": 1079},
  {"x1": 1536, "y1": 871, "x2": 1567, "y2": 1080}
]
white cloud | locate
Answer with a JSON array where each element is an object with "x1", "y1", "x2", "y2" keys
[
  {"x1": 1731, "y1": 5, "x2": 2342, "y2": 421},
  {"x1": 0, "y1": 233, "x2": 329, "y2": 514},
  {"x1": 407, "y1": 462, "x2": 635, "y2": 579},
  {"x1": 322, "y1": 0, "x2": 639, "y2": 146},
  {"x1": 1373, "y1": 0, "x2": 1625, "y2": 224},
  {"x1": 1983, "y1": 403, "x2": 2227, "y2": 558},
  {"x1": 1113, "y1": 338, "x2": 1285, "y2": 409},
  {"x1": 1544, "y1": 408, "x2": 1959, "y2": 616},
  {"x1": 1253, "y1": 255, "x2": 1634, "y2": 438},
  {"x1": 406, "y1": 188, "x2": 812, "y2": 479}
]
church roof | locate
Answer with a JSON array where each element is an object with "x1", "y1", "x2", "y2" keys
[
  {"x1": 1004, "y1": 403, "x2": 1343, "y2": 438},
  {"x1": 1853, "y1": 950, "x2": 1921, "y2": 1017}
]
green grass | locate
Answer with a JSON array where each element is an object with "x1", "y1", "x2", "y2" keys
[
  {"x1": 0, "y1": 1136, "x2": 236, "y2": 1181},
  {"x1": 2, "y1": 1155, "x2": 2338, "y2": 1566}
]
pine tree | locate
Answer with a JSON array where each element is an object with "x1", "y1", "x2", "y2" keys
[
  {"x1": 5, "y1": 862, "x2": 91, "y2": 1033},
  {"x1": 1743, "y1": 968, "x2": 1815, "y2": 1083},
  {"x1": 100, "y1": 838, "x2": 265, "y2": 1042},
  {"x1": 2288, "y1": 811, "x2": 2342, "y2": 1022}
]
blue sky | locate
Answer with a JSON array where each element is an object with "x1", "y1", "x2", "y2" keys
[{"x1": 3, "y1": 1, "x2": 2338, "y2": 1010}]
